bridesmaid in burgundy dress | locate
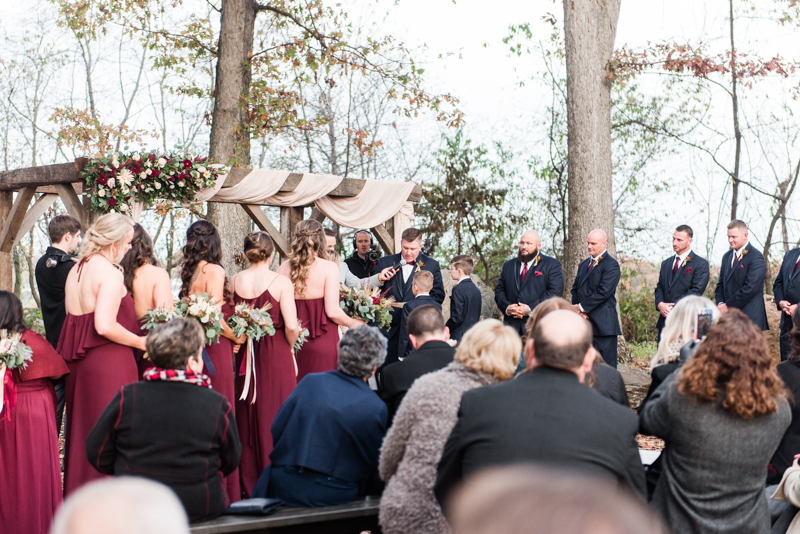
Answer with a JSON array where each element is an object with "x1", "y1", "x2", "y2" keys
[
  {"x1": 57, "y1": 213, "x2": 147, "y2": 496},
  {"x1": 232, "y1": 232, "x2": 300, "y2": 497},
  {"x1": 0, "y1": 291, "x2": 70, "y2": 534},
  {"x1": 277, "y1": 220, "x2": 364, "y2": 382},
  {"x1": 120, "y1": 224, "x2": 174, "y2": 379},
  {"x1": 180, "y1": 219, "x2": 245, "y2": 502}
]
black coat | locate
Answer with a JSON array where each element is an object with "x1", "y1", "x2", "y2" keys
[
  {"x1": 592, "y1": 362, "x2": 630, "y2": 407},
  {"x1": 380, "y1": 340, "x2": 455, "y2": 423},
  {"x1": 34, "y1": 247, "x2": 77, "y2": 348},
  {"x1": 434, "y1": 366, "x2": 646, "y2": 506},
  {"x1": 773, "y1": 247, "x2": 800, "y2": 334},
  {"x1": 715, "y1": 243, "x2": 768, "y2": 330},
  {"x1": 397, "y1": 295, "x2": 442, "y2": 359},
  {"x1": 344, "y1": 253, "x2": 377, "y2": 279},
  {"x1": 375, "y1": 253, "x2": 445, "y2": 365},
  {"x1": 768, "y1": 360, "x2": 800, "y2": 484},
  {"x1": 494, "y1": 255, "x2": 564, "y2": 336},
  {"x1": 653, "y1": 252, "x2": 710, "y2": 330},
  {"x1": 570, "y1": 253, "x2": 623, "y2": 337},
  {"x1": 86, "y1": 381, "x2": 241, "y2": 523},
  {"x1": 445, "y1": 278, "x2": 482, "y2": 342}
]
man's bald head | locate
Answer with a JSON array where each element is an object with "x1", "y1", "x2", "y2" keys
[
  {"x1": 533, "y1": 310, "x2": 593, "y2": 371},
  {"x1": 518, "y1": 230, "x2": 541, "y2": 261},
  {"x1": 586, "y1": 229, "x2": 607, "y2": 257}
]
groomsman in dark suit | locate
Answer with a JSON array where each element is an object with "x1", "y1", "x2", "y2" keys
[
  {"x1": 375, "y1": 228, "x2": 445, "y2": 365},
  {"x1": 654, "y1": 225, "x2": 710, "y2": 341},
  {"x1": 772, "y1": 246, "x2": 800, "y2": 360},
  {"x1": 570, "y1": 229, "x2": 622, "y2": 367},
  {"x1": 445, "y1": 255, "x2": 482, "y2": 342},
  {"x1": 494, "y1": 230, "x2": 564, "y2": 337},
  {"x1": 715, "y1": 220, "x2": 768, "y2": 330}
]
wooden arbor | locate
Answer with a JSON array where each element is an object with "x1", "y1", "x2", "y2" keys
[{"x1": 0, "y1": 159, "x2": 423, "y2": 291}]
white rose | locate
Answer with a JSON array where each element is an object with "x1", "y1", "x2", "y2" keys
[
  {"x1": 178, "y1": 180, "x2": 185, "y2": 187},
  {"x1": 198, "y1": 166, "x2": 207, "y2": 173},
  {"x1": 188, "y1": 304, "x2": 203, "y2": 316},
  {"x1": 107, "y1": 178, "x2": 116, "y2": 187},
  {"x1": 132, "y1": 153, "x2": 140, "y2": 161},
  {"x1": 120, "y1": 203, "x2": 129, "y2": 212},
  {"x1": 145, "y1": 160, "x2": 151, "y2": 168},
  {"x1": 98, "y1": 189, "x2": 106, "y2": 197},
  {"x1": 146, "y1": 169, "x2": 152, "y2": 175},
  {"x1": 158, "y1": 157, "x2": 167, "y2": 167},
  {"x1": 138, "y1": 172, "x2": 146, "y2": 179},
  {"x1": 154, "y1": 182, "x2": 161, "y2": 190},
  {"x1": 111, "y1": 158, "x2": 120, "y2": 168}
]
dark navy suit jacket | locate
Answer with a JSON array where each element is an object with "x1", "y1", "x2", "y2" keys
[
  {"x1": 715, "y1": 243, "x2": 768, "y2": 330},
  {"x1": 445, "y1": 277, "x2": 482, "y2": 342},
  {"x1": 270, "y1": 371, "x2": 387, "y2": 483},
  {"x1": 397, "y1": 295, "x2": 442, "y2": 359},
  {"x1": 773, "y1": 247, "x2": 800, "y2": 333},
  {"x1": 375, "y1": 252, "x2": 444, "y2": 364},
  {"x1": 570, "y1": 252, "x2": 622, "y2": 337},
  {"x1": 494, "y1": 254, "x2": 564, "y2": 336},
  {"x1": 653, "y1": 251, "x2": 710, "y2": 330}
]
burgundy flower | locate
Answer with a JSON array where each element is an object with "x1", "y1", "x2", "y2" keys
[
  {"x1": 97, "y1": 174, "x2": 108, "y2": 186},
  {"x1": 109, "y1": 198, "x2": 118, "y2": 207},
  {"x1": 371, "y1": 296, "x2": 380, "y2": 305},
  {"x1": 182, "y1": 159, "x2": 192, "y2": 170},
  {"x1": 148, "y1": 153, "x2": 156, "y2": 161}
]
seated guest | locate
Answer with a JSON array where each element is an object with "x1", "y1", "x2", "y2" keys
[
  {"x1": 86, "y1": 319, "x2": 241, "y2": 523},
  {"x1": 398, "y1": 271, "x2": 442, "y2": 358},
  {"x1": 445, "y1": 255, "x2": 482, "y2": 342},
  {"x1": 448, "y1": 466, "x2": 668, "y2": 534},
  {"x1": 526, "y1": 297, "x2": 629, "y2": 407},
  {"x1": 435, "y1": 310, "x2": 645, "y2": 506},
  {"x1": 769, "y1": 306, "x2": 800, "y2": 487},
  {"x1": 380, "y1": 305, "x2": 455, "y2": 423},
  {"x1": 379, "y1": 319, "x2": 519, "y2": 534},
  {"x1": 255, "y1": 325, "x2": 388, "y2": 507},
  {"x1": 771, "y1": 455, "x2": 800, "y2": 534},
  {"x1": 51, "y1": 477, "x2": 190, "y2": 534},
  {"x1": 639, "y1": 309, "x2": 790, "y2": 534}
]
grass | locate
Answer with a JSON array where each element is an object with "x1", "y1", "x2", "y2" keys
[{"x1": 625, "y1": 341, "x2": 657, "y2": 370}]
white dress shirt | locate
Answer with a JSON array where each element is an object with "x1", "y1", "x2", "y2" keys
[
  {"x1": 672, "y1": 250, "x2": 691, "y2": 271},
  {"x1": 731, "y1": 242, "x2": 748, "y2": 267},
  {"x1": 402, "y1": 262, "x2": 414, "y2": 283}
]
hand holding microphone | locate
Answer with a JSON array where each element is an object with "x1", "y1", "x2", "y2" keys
[{"x1": 379, "y1": 258, "x2": 406, "y2": 282}]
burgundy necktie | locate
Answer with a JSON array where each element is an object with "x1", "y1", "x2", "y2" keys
[
  {"x1": 673, "y1": 256, "x2": 680, "y2": 274},
  {"x1": 794, "y1": 256, "x2": 800, "y2": 273},
  {"x1": 521, "y1": 263, "x2": 528, "y2": 284}
]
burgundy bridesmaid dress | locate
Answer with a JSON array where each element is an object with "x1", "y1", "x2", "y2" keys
[
  {"x1": 203, "y1": 302, "x2": 240, "y2": 503},
  {"x1": 234, "y1": 287, "x2": 297, "y2": 496},
  {"x1": 0, "y1": 331, "x2": 70, "y2": 534},
  {"x1": 294, "y1": 298, "x2": 339, "y2": 382},
  {"x1": 58, "y1": 265, "x2": 140, "y2": 496}
]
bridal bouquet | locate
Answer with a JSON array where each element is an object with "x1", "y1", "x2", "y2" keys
[
  {"x1": 339, "y1": 284, "x2": 395, "y2": 330},
  {"x1": 0, "y1": 330, "x2": 33, "y2": 371},
  {"x1": 227, "y1": 302, "x2": 275, "y2": 341},
  {"x1": 293, "y1": 321, "x2": 310, "y2": 353},
  {"x1": 141, "y1": 306, "x2": 181, "y2": 332},
  {"x1": 176, "y1": 293, "x2": 226, "y2": 344}
]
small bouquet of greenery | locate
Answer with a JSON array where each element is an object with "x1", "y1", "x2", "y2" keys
[
  {"x1": 0, "y1": 330, "x2": 33, "y2": 371},
  {"x1": 176, "y1": 293, "x2": 226, "y2": 344},
  {"x1": 227, "y1": 302, "x2": 275, "y2": 341},
  {"x1": 293, "y1": 321, "x2": 310, "y2": 353},
  {"x1": 339, "y1": 284, "x2": 395, "y2": 330},
  {"x1": 141, "y1": 307, "x2": 181, "y2": 332}
]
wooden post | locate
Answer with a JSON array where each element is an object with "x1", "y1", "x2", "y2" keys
[
  {"x1": 279, "y1": 207, "x2": 304, "y2": 260},
  {"x1": 0, "y1": 187, "x2": 36, "y2": 253},
  {"x1": 241, "y1": 205, "x2": 290, "y2": 258},
  {"x1": 371, "y1": 224, "x2": 394, "y2": 255},
  {"x1": 0, "y1": 192, "x2": 12, "y2": 291}
]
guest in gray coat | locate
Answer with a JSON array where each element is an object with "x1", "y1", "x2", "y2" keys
[
  {"x1": 378, "y1": 319, "x2": 520, "y2": 534},
  {"x1": 640, "y1": 309, "x2": 791, "y2": 534}
]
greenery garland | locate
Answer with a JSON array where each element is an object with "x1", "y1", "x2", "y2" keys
[{"x1": 82, "y1": 151, "x2": 229, "y2": 214}]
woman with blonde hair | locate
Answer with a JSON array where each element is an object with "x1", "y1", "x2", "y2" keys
[
  {"x1": 58, "y1": 212, "x2": 146, "y2": 495},
  {"x1": 277, "y1": 220, "x2": 364, "y2": 381},
  {"x1": 650, "y1": 295, "x2": 719, "y2": 371},
  {"x1": 379, "y1": 318, "x2": 519, "y2": 534}
]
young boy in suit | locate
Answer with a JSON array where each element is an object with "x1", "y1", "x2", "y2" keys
[
  {"x1": 446, "y1": 255, "x2": 482, "y2": 342},
  {"x1": 397, "y1": 271, "x2": 441, "y2": 359}
]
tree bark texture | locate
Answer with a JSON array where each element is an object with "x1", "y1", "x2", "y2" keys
[
  {"x1": 562, "y1": 0, "x2": 621, "y2": 295},
  {"x1": 0, "y1": 192, "x2": 12, "y2": 291},
  {"x1": 208, "y1": 0, "x2": 257, "y2": 276}
]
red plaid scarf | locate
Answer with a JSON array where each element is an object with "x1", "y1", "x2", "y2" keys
[{"x1": 143, "y1": 367, "x2": 212, "y2": 389}]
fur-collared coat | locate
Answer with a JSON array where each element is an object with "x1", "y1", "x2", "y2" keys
[{"x1": 378, "y1": 361, "x2": 498, "y2": 534}]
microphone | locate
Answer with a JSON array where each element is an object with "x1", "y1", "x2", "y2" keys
[{"x1": 392, "y1": 258, "x2": 407, "y2": 271}]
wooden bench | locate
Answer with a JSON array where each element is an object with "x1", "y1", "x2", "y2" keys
[{"x1": 190, "y1": 497, "x2": 381, "y2": 534}]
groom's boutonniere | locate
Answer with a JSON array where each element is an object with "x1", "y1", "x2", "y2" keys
[
  {"x1": 533, "y1": 255, "x2": 541, "y2": 268},
  {"x1": 595, "y1": 254, "x2": 604, "y2": 264},
  {"x1": 415, "y1": 260, "x2": 425, "y2": 273},
  {"x1": 681, "y1": 256, "x2": 692, "y2": 268}
]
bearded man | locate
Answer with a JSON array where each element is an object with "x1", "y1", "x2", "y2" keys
[{"x1": 494, "y1": 230, "x2": 564, "y2": 336}]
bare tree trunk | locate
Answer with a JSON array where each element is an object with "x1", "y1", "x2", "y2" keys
[
  {"x1": 729, "y1": 0, "x2": 742, "y2": 221},
  {"x1": 763, "y1": 161, "x2": 800, "y2": 293},
  {"x1": 26, "y1": 229, "x2": 40, "y2": 308},
  {"x1": 207, "y1": 0, "x2": 257, "y2": 276},
  {"x1": 562, "y1": 0, "x2": 621, "y2": 294}
]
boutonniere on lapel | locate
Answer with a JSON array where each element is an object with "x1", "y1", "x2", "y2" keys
[
  {"x1": 415, "y1": 260, "x2": 425, "y2": 273},
  {"x1": 681, "y1": 256, "x2": 692, "y2": 268},
  {"x1": 741, "y1": 248, "x2": 749, "y2": 258},
  {"x1": 594, "y1": 254, "x2": 604, "y2": 265},
  {"x1": 533, "y1": 255, "x2": 541, "y2": 268}
]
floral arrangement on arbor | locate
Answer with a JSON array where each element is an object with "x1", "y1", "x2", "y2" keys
[
  {"x1": 339, "y1": 284, "x2": 396, "y2": 330},
  {"x1": 82, "y1": 151, "x2": 229, "y2": 214}
]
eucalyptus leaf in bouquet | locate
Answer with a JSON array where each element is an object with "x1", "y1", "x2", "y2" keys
[
  {"x1": 294, "y1": 321, "x2": 310, "y2": 352},
  {"x1": 228, "y1": 302, "x2": 275, "y2": 341},
  {"x1": 141, "y1": 307, "x2": 181, "y2": 331}
]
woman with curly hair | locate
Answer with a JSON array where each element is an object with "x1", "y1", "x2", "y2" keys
[
  {"x1": 277, "y1": 220, "x2": 364, "y2": 381},
  {"x1": 180, "y1": 219, "x2": 244, "y2": 502},
  {"x1": 640, "y1": 308, "x2": 790, "y2": 534},
  {"x1": 120, "y1": 223, "x2": 173, "y2": 378}
]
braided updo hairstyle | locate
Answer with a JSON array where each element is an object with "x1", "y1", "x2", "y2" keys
[
  {"x1": 78, "y1": 212, "x2": 134, "y2": 265},
  {"x1": 120, "y1": 224, "x2": 159, "y2": 296},
  {"x1": 180, "y1": 220, "x2": 231, "y2": 301},
  {"x1": 244, "y1": 232, "x2": 274, "y2": 264},
  {"x1": 289, "y1": 219, "x2": 328, "y2": 296}
]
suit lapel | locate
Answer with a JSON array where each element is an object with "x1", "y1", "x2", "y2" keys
[
  {"x1": 789, "y1": 249, "x2": 800, "y2": 282},
  {"x1": 513, "y1": 259, "x2": 521, "y2": 293},
  {"x1": 668, "y1": 253, "x2": 692, "y2": 290},
  {"x1": 578, "y1": 257, "x2": 595, "y2": 288},
  {"x1": 520, "y1": 257, "x2": 538, "y2": 292},
  {"x1": 724, "y1": 250, "x2": 736, "y2": 282}
]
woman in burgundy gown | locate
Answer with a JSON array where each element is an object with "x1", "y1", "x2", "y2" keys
[
  {"x1": 232, "y1": 232, "x2": 300, "y2": 496},
  {"x1": 120, "y1": 223, "x2": 174, "y2": 379},
  {"x1": 0, "y1": 291, "x2": 70, "y2": 534},
  {"x1": 57, "y1": 212, "x2": 147, "y2": 496},
  {"x1": 180, "y1": 219, "x2": 244, "y2": 502},
  {"x1": 277, "y1": 220, "x2": 364, "y2": 382}
]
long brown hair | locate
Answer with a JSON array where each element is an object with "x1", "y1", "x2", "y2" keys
[
  {"x1": 679, "y1": 308, "x2": 786, "y2": 419},
  {"x1": 180, "y1": 220, "x2": 231, "y2": 302},
  {"x1": 120, "y1": 224, "x2": 158, "y2": 296},
  {"x1": 289, "y1": 219, "x2": 328, "y2": 296}
]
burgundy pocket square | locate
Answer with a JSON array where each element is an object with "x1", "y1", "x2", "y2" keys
[
  {"x1": 534, "y1": 271, "x2": 544, "y2": 276},
  {"x1": 739, "y1": 264, "x2": 744, "y2": 269},
  {"x1": 684, "y1": 267, "x2": 692, "y2": 274}
]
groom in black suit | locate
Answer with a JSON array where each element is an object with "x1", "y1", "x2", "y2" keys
[
  {"x1": 715, "y1": 220, "x2": 768, "y2": 330},
  {"x1": 653, "y1": 225, "x2": 710, "y2": 341},
  {"x1": 375, "y1": 228, "x2": 445, "y2": 366},
  {"x1": 773, "y1": 246, "x2": 800, "y2": 360},
  {"x1": 570, "y1": 229, "x2": 622, "y2": 367},
  {"x1": 494, "y1": 230, "x2": 564, "y2": 336}
]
